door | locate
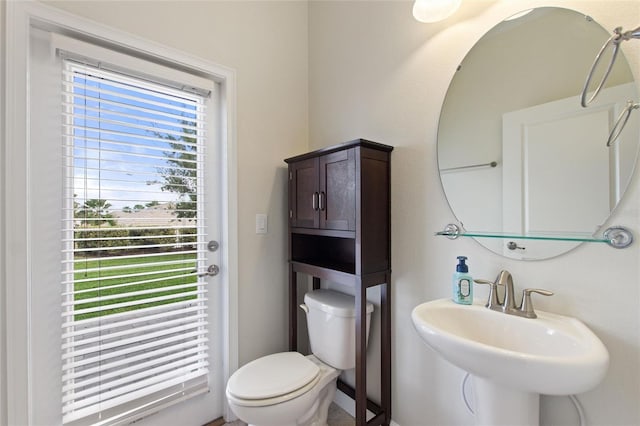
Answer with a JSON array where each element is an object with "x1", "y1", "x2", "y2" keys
[
  {"x1": 320, "y1": 149, "x2": 356, "y2": 231},
  {"x1": 28, "y1": 28, "x2": 224, "y2": 425},
  {"x1": 290, "y1": 157, "x2": 320, "y2": 229}
]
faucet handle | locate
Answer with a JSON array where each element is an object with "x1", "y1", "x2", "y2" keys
[
  {"x1": 474, "y1": 279, "x2": 502, "y2": 310},
  {"x1": 520, "y1": 288, "x2": 554, "y2": 318}
]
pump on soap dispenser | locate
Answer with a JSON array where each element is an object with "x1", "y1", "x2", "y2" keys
[{"x1": 452, "y1": 256, "x2": 473, "y2": 305}]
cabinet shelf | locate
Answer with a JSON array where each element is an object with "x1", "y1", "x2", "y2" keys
[
  {"x1": 436, "y1": 224, "x2": 633, "y2": 248},
  {"x1": 290, "y1": 227, "x2": 355, "y2": 238},
  {"x1": 290, "y1": 260, "x2": 391, "y2": 288},
  {"x1": 290, "y1": 259, "x2": 355, "y2": 274},
  {"x1": 290, "y1": 261, "x2": 356, "y2": 282}
]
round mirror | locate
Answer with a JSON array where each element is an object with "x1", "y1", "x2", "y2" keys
[{"x1": 438, "y1": 7, "x2": 639, "y2": 260}]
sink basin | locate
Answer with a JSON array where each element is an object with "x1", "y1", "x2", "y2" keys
[{"x1": 411, "y1": 298, "x2": 609, "y2": 396}]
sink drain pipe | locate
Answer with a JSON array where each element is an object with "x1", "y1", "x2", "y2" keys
[{"x1": 461, "y1": 373, "x2": 587, "y2": 426}]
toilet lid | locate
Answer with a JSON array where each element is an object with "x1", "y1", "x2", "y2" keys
[{"x1": 227, "y1": 352, "x2": 320, "y2": 400}]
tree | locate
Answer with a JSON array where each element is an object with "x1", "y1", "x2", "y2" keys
[
  {"x1": 157, "y1": 120, "x2": 198, "y2": 219},
  {"x1": 76, "y1": 198, "x2": 117, "y2": 227}
]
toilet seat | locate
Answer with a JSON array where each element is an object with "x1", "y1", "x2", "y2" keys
[{"x1": 226, "y1": 352, "x2": 321, "y2": 407}]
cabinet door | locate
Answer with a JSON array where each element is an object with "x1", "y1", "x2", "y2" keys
[
  {"x1": 320, "y1": 149, "x2": 356, "y2": 231},
  {"x1": 290, "y1": 157, "x2": 320, "y2": 228}
]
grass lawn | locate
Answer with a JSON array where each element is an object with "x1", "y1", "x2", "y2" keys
[{"x1": 73, "y1": 252, "x2": 198, "y2": 320}]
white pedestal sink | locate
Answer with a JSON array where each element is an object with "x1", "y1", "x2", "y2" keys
[{"x1": 411, "y1": 299, "x2": 609, "y2": 426}]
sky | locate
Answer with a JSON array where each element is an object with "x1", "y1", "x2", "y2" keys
[{"x1": 67, "y1": 62, "x2": 205, "y2": 213}]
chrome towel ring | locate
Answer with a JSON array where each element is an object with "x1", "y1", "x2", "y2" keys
[
  {"x1": 607, "y1": 100, "x2": 640, "y2": 147},
  {"x1": 580, "y1": 26, "x2": 640, "y2": 108}
]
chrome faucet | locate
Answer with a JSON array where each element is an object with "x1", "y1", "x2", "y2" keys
[
  {"x1": 474, "y1": 270, "x2": 553, "y2": 319},
  {"x1": 497, "y1": 270, "x2": 517, "y2": 313}
]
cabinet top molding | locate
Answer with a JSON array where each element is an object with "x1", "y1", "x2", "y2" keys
[{"x1": 284, "y1": 139, "x2": 394, "y2": 163}]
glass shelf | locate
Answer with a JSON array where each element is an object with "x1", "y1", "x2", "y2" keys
[{"x1": 435, "y1": 224, "x2": 633, "y2": 248}]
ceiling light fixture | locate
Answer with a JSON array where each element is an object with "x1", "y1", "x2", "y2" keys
[{"x1": 412, "y1": 0, "x2": 462, "y2": 23}]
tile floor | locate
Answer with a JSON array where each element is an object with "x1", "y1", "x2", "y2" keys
[{"x1": 222, "y1": 403, "x2": 354, "y2": 426}]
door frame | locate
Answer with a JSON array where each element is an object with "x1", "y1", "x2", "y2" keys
[{"x1": 2, "y1": 1, "x2": 239, "y2": 423}]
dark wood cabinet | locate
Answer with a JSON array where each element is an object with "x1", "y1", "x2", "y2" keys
[
  {"x1": 285, "y1": 139, "x2": 393, "y2": 426},
  {"x1": 289, "y1": 148, "x2": 356, "y2": 231}
]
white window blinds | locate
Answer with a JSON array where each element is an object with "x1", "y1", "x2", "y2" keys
[{"x1": 61, "y1": 58, "x2": 210, "y2": 426}]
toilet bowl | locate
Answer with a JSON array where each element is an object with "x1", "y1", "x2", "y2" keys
[
  {"x1": 225, "y1": 289, "x2": 373, "y2": 426},
  {"x1": 226, "y1": 352, "x2": 340, "y2": 426}
]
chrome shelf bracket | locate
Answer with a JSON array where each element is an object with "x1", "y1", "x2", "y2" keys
[
  {"x1": 441, "y1": 223, "x2": 462, "y2": 240},
  {"x1": 604, "y1": 226, "x2": 633, "y2": 249}
]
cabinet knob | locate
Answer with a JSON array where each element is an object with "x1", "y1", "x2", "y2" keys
[{"x1": 312, "y1": 192, "x2": 319, "y2": 211}]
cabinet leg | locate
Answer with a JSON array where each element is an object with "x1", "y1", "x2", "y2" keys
[
  {"x1": 355, "y1": 279, "x2": 367, "y2": 426},
  {"x1": 289, "y1": 267, "x2": 297, "y2": 351},
  {"x1": 381, "y1": 278, "x2": 391, "y2": 425}
]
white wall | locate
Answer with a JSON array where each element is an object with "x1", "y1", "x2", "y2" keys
[
  {"x1": 37, "y1": 0, "x2": 309, "y2": 367},
  {"x1": 309, "y1": 1, "x2": 640, "y2": 425}
]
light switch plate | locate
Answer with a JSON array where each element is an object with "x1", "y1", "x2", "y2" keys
[{"x1": 255, "y1": 213, "x2": 267, "y2": 234}]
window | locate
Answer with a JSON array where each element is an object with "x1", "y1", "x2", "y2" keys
[{"x1": 60, "y1": 55, "x2": 211, "y2": 425}]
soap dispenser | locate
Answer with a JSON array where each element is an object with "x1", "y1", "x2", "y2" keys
[{"x1": 452, "y1": 256, "x2": 473, "y2": 305}]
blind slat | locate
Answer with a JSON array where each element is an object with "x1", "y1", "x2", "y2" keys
[
  {"x1": 63, "y1": 74, "x2": 203, "y2": 115},
  {"x1": 62, "y1": 332, "x2": 208, "y2": 369},
  {"x1": 67, "y1": 234, "x2": 205, "y2": 244},
  {"x1": 63, "y1": 355, "x2": 209, "y2": 400},
  {"x1": 67, "y1": 380, "x2": 209, "y2": 426},
  {"x1": 62, "y1": 335, "x2": 209, "y2": 373},
  {"x1": 61, "y1": 102, "x2": 203, "y2": 132},
  {"x1": 62, "y1": 371, "x2": 208, "y2": 423},
  {"x1": 62, "y1": 367, "x2": 208, "y2": 415},
  {"x1": 66, "y1": 266, "x2": 196, "y2": 287},
  {"x1": 64, "y1": 259, "x2": 204, "y2": 276},
  {"x1": 63, "y1": 250, "x2": 201, "y2": 265},
  {"x1": 62, "y1": 280, "x2": 203, "y2": 307},
  {"x1": 66, "y1": 146, "x2": 201, "y2": 165},
  {"x1": 62, "y1": 305, "x2": 206, "y2": 339},
  {"x1": 61, "y1": 93, "x2": 205, "y2": 124},
  {"x1": 69, "y1": 225, "x2": 202, "y2": 231},
  {"x1": 62, "y1": 343, "x2": 209, "y2": 382},
  {"x1": 63, "y1": 126, "x2": 201, "y2": 148},
  {"x1": 65, "y1": 241, "x2": 202, "y2": 254},
  {"x1": 64, "y1": 116, "x2": 204, "y2": 144},
  {"x1": 63, "y1": 136, "x2": 200, "y2": 158},
  {"x1": 62, "y1": 68, "x2": 205, "y2": 111},
  {"x1": 62, "y1": 290, "x2": 207, "y2": 317},
  {"x1": 62, "y1": 312, "x2": 207, "y2": 350}
]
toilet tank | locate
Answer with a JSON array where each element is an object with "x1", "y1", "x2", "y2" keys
[{"x1": 303, "y1": 289, "x2": 374, "y2": 370}]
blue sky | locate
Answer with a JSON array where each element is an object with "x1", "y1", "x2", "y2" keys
[{"x1": 69, "y1": 65, "x2": 203, "y2": 212}]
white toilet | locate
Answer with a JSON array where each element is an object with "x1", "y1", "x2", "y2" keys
[{"x1": 225, "y1": 289, "x2": 374, "y2": 426}]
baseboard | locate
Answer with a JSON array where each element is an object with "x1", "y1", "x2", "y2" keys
[{"x1": 333, "y1": 389, "x2": 400, "y2": 426}]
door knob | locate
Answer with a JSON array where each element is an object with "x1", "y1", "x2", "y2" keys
[{"x1": 197, "y1": 265, "x2": 219, "y2": 277}]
